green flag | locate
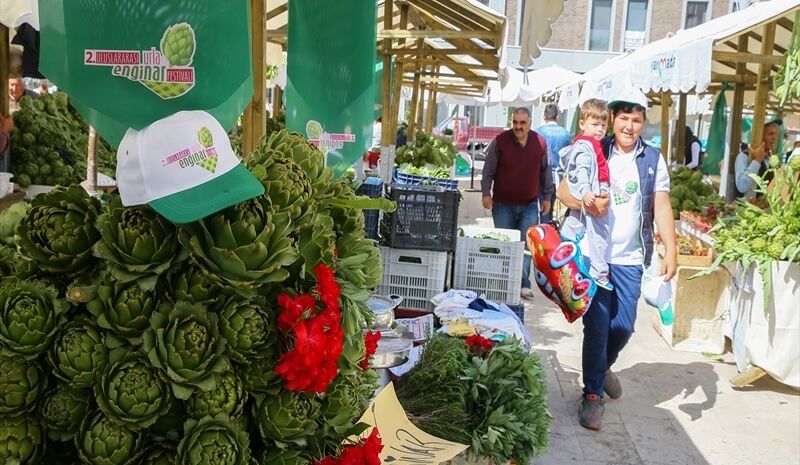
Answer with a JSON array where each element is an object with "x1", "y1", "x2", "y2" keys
[
  {"x1": 702, "y1": 91, "x2": 727, "y2": 175},
  {"x1": 39, "y1": 0, "x2": 253, "y2": 147},
  {"x1": 285, "y1": 0, "x2": 377, "y2": 177}
]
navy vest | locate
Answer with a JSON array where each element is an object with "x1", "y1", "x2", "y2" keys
[{"x1": 601, "y1": 136, "x2": 660, "y2": 267}]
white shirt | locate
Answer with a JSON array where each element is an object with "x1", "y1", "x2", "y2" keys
[
  {"x1": 606, "y1": 143, "x2": 671, "y2": 265},
  {"x1": 372, "y1": 122, "x2": 382, "y2": 149}
]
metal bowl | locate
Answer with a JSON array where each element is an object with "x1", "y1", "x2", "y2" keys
[
  {"x1": 366, "y1": 294, "x2": 403, "y2": 330},
  {"x1": 369, "y1": 336, "x2": 413, "y2": 369}
]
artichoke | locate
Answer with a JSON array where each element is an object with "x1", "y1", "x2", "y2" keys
[
  {"x1": 39, "y1": 384, "x2": 91, "y2": 441},
  {"x1": 255, "y1": 391, "x2": 321, "y2": 448},
  {"x1": 86, "y1": 277, "x2": 160, "y2": 346},
  {"x1": 177, "y1": 414, "x2": 250, "y2": 465},
  {"x1": 0, "y1": 244, "x2": 18, "y2": 277},
  {"x1": 94, "y1": 199, "x2": 187, "y2": 290},
  {"x1": 0, "y1": 357, "x2": 47, "y2": 416},
  {"x1": 143, "y1": 301, "x2": 229, "y2": 399},
  {"x1": 76, "y1": 411, "x2": 145, "y2": 465},
  {"x1": 148, "y1": 401, "x2": 187, "y2": 443},
  {"x1": 0, "y1": 415, "x2": 43, "y2": 465},
  {"x1": 247, "y1": 146, "x2": 315, "y2": 228},
  {"x1": 260, "y1": 130, "x2": 332, "y2": 193},
  {"x1": 789, "y1": 155, "x2": 800, "y2": 171},
  {"x1": 141, "y1": 445, "x2": 178, "y2": 465},
  {"x1": 179, "y1": 196, "x2": 298, "y2": 292},
  {"x1": 219, "y1": 295, "x2": 276, "y2": 364},
  {"x1": 49, "y1": 317, "x2": 108, "y2": 387},
  {"x1": 293, "y1": 212, "x2": 336, "y2": 279},
  {"x1": 0, "y1": 279, "x2": 68, "y2": 359},
  {"x1": 261, "y1": 448, "x2": 309, "y2": 465},
  {"x1": 95, "y1": 352, "x2": 173, "y2": 430},
  {"x1": 198, "y1": 127, "x2": 214, "y2": 148},
  {"x1": 16, "y1": 185, "x2": 101, "y2": 276},
  {"x1": 165, "y1": 263, "x2": 221, "y2": 308},
  {"x1": 185, "y1": 370, "x2": 246, "y2": 420},
  {"x1": 161, "y1": 23, "x2": 196, "y2": 66},
  {"x1": 239, "y1": 350, "x2": 281, "y2": 395}
]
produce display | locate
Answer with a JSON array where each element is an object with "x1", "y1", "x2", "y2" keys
[
  {"x1": 669, "y1": 167, "x2": 724, "y2": 220},
  {"x1": 396, "y1": 164, "x2": 452, "y2": 179},
  {"x1": 395, "y1": 334, "x2": 550, "y2": 465},
  {"x1": 679, "y1": 211, "x2": 717, "y2": 233},
  {"x1": 395, "y1": 131, "x2": 456, "y2": 168},
  {"x1": 0, "y1": 129, "x2": 395, "y2": 465},
  {"x1": 8, "y1": 93, "x2": 117, "y2": 188},
  {"x1": 697, "y1": 157, "x2": 800, "y2": 308}
]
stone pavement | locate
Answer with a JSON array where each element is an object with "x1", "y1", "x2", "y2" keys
[{"x1": 455, "y1": 185, "x2": 800, "y2": 465}]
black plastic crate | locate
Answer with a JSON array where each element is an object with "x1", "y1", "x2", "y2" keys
[
  {"x1": 356, "y1": 177, "x2": 383, "y2": 241},
  {"x1": 508, "y1": 303, "x2": 525, "y2": 322},
  {"x1": 381, "y1": 184, "x2": 460, "y2": 252}
]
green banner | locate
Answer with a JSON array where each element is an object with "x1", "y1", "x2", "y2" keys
[
  {"x1": 702, "y1": 91, "x2": 727, "y2": 175},
  {"x1": 39, "y1": 0, "x2": 253, "y2": 147},
  {"x1": 285, "y1": 0, "x2": 377, "y2": 177}
]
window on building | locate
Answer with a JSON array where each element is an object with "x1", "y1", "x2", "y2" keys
[
  {"x1": 685, "y1": 1, "x2": 709, "y2": 29},
  {"x1": 623, "y1": 0, "x2": 648, "y2": 51},
  {"x1": 516, "y1": 0, "x2": 527, "y2": 45},
  {"x1": 588, "y1": 0, "x2": 614, "y2": 51},
  {"x1": 731, "y1": 0, "x2": 759, "y2": 13}
]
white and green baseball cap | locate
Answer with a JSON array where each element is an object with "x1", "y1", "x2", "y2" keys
[
  {"x1": 608, "y1": 87, "x2": 649, "y2": 110},
  {"x1": 116, "y1": 110, "x2": 264, "y2": 224}
]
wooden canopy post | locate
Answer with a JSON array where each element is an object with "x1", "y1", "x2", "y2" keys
[
  {"x1": 425, "y1": 67, "x2": 438, "y2": 133},
  {"x1": 242, "y1": 0, "x2": 266, "y2": 155},
  {"x1": 726, "y1": 34, "x2": 749, "y2": 200},
  {"x1": 388, "y1": 4, "x2": 410, "y2": 146},
  {"x1": 660, "y1": 92, "x2": 670, "y2": 159},
  {"x1": 750, "y1": 22, "x2": 776, "y2": 150},
  {"x1": 272, "y1": 85, "x2": 282, "y2": 117},
  {"x1": 380, "y1": 0, "x2": 395, "y2": 147},
  {"x1": 406, "y1": 38, "x2": 424, "y2": 141},
  {"x1": 0, "y1": 26, "x2": 9, "y2": 117},
  {"x1": 676, "y1": 93, "x2": 687, "y2": 164}
]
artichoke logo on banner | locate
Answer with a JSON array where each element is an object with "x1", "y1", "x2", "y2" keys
[
  {"x1": 39, "y1": 0, "x2": 253, "y2": 147},
  {"x1": 84, "y1": 23, "x2": 197, "y2": 99},
  {"x1": 285, "y1": 0, "x2": 376, "y2": 177}
]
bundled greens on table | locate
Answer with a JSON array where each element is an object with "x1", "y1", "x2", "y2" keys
[
  {"x1": 395, "y1": 131, "x2": 457, "y2": 168},
  {"x1": 0, "y1": 129, "x2": 395, "y2": 465}
]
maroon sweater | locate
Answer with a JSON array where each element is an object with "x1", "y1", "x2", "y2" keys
[{"x1": 482, "y1": 129, "x2": 550, "y2": 205}]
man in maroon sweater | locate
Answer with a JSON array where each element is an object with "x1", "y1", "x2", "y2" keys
[{"x1": 481, "y1": 107, "x2": 554, "y2": 300}]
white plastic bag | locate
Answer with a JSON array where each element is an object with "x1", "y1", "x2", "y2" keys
[{"x1": 642, "y1": 262, "x2": 674, "y2": 326}]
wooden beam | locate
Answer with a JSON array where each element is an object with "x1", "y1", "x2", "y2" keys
[
  {"x1": 243, "y1": 0, "x2": 266, "y2": 155},
  {"x1": 389, "y1": 4, "x2": 410, "y2": 144},
  {"x1": 727, "y1": 35, "x2": 749, "y2": 200},
  {"x1": 0, "y1": 26, "x2": 8, "y2": 118},
  {"x1": 750, "y1": 22, "x2": 776, "y2": 150},
  {"x1": 398, "y1": 57, "x2": 498, "y2": 70},
  {"x1": 405, "y1": 0, "x2": 495, "y2": 46},
  {"x1": 712, "y1": 51, "x2": 785, "y2": 66},
  {"x1": 660, "y1": 92, "x2": 670, "y2": 160},
  {"x1": 710, "y1": 72, "x2": 758, "y2": 84},
  {"x1": 389, "y1": 46, "x2": 499, "y2": 57},
  {"x1": 266, "y1": 3, "x2": 287, "y2": 21},
  {"x1": 676, "y1": 93, "x2": 687, "y2": 165},
  {"x1": 378, "y1": 29, "x2": 496, "y2": 40},
  {"x1": 402, "y1": 80, "x2": 482, "y2": 90},
  {"x1": 272, "y1": 85, "x2": 282, "y2": 117},
  {"x1": 407, "y1": 39, "x2": 425, "y2": 141},
  {"x1": 746, "y1": 30, "x2": 787, "y2": 55},
  {"x1": 381, "y1": 0, "x2": 395, "y2": 147}
]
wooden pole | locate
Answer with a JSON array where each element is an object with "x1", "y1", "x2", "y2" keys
[
  {"x1": 243, "y1": 0, "x2": 266, "y2": 155},
  {"x1": 406, "y1": 38, "x2": 424, "y2": 141},
  {"x1": 388, "y1": 4, "x2": 409, "y2": 145},
  {"x1": 86, "y1": 126, "x2": 97, "y2": 193},
  {"x1": 726, "y1": 34, "x2": 749, "y2": 200},
  {"x1": 424, "y1": 65, "x2": 438, "y2": 132},
  {"x1": 676, "y1": 93, "x2": 687, "y2": 164},
  {"x1": 0, "y1": 26, "x2": 9, "y2": 118},
  {"x1": 272, "y1": 85, "x2": 282, "y2": 117},
  {"x1": 660, "y1": 92, "x2": 670, "y2": 160},
  {"x1": 380, "y1": 0, "x2": 394, "y2": 147},
  {"x1": 750, "y1": 22, "x2": 776, "y2": 150}
]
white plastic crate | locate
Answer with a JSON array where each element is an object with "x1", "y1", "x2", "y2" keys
[
  {"x1": 458, "y1": 226, "x2": 520, "y2": 241},
  {"x1": 376, "y1": 246, "x2": 449, "y2": 312},
  {"x1": 454, "y1": 236, "x2": 524, "y2": 306}
]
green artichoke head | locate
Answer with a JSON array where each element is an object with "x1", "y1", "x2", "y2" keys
[
  {"x1": 16, "y1": 185, "x2": 101, "y2": 276},
  {"x1": 185, "y1": 370, "x2": 246, "y2": 420},
  {"x1": 177, "y1": 414, "x2": 251, "y2": 465},
  {"x1": 39, "y1": 384, "x2": 90, "y2": 441},
  {"x1": 260, "y1": 130, "x2": 332, "y2": 193},
  {"x1": 219, "y1": 295, "x2": 277, "y2": 364},
  {"x1": 789, "y1": 155, "x2": 800, "y2": 171},
  {"x1": 95, "y1": 351, "x2": 173, "y2": 431},
  {"x1": 166, "y1": 263, "x2": 221, "y2": 308},
  {"x1": 76, "y1": 411, "x2": 145, "y2": 465},
  {"x1": 261, "y1": 448, "x2": 310, "y2": 465},
  {"x1": 198, "y1": 127, "x2": 214, "y2": 149},
  {"x1": 94, "y1": 199, "x2": 187, "y2": 290},
  {"x1": 0, "y1": 415, "x2": 43, "y2": 465},
  {"x1": 160, "y1": 23, "x2": 196, "y2": 67},
  {"x1": 180, "y1": 196, "x2": 298, "y2": 292},
  {"x1": 141, "y1": 445, "x2": 178, "y2": 465},
  {"x1": 0, "y1": 357, "x2": 47, "y2": 416},
  {"x1": 87, "y1": 277, "x2": 160, "y2": 346},
  {"x1": 49, "y1": 317, "x2": 108, "y2": 387},
  {"x1": 248, "y1": 150, "x2": 315, "y2": 228},
  {"x1": 255, "y1": 391, "x2": 321, "y2": 448},
  {"x1": 239, "y1": 349, "x2": 280, "y2": 396},
  {"x1": 143, "y1": 301, "x2": 229, "y2": 400},
  {"x1": 0, "y1": 279, "x2": 68, "y2": 359}
]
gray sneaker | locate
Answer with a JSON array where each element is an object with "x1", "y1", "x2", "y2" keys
[
  {"x1": 604, "y1": 370, "x2": 623, "y2": 399},
  {"x1": 520, "y1": 287, "x2": 535, "y2": 301},
  {"x1": 579, "y1": 394, "x2": 605, "y2": 430}
]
